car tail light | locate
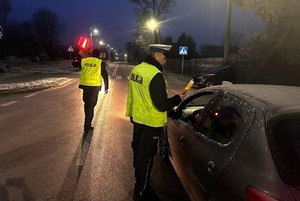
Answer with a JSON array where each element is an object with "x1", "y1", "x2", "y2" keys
[{"x1": 246, "y1": 186, "x2": 279, "y2": 201}]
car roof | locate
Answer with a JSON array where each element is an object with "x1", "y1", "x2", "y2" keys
[{"x1": 207, "y1": 84, "x2": 300, "y2": 107}]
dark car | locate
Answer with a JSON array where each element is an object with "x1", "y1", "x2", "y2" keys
[
  {"x1": 160, "y1": 84, "x2": 300, "y2": 201},
  {"x1": 192, "y1": 65, "x2": 236, "y2": 88}
]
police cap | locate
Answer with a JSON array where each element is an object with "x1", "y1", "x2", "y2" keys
[{"x1": 148, "y1": 44, "x2": 172, "y2": 57}]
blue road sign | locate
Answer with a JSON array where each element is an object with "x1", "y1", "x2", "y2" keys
[{"x1": 179, "y1": 46, "x2": 188, "y2": 55}]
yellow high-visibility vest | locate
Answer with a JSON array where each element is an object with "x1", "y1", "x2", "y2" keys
[
  {"x1": 80, "y1": 57, "x2": 102, "y2": 86},
  {"x1": 126, "y1": 62, "x2": 167, "y2": 127}
]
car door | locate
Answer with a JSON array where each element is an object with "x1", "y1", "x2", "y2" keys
[
  {"x1": 183, "y1": 93, "x2": 255, "y2": 199},
  {"x1": 166, "y1": 91, "x2": 216, "y2": 200}
]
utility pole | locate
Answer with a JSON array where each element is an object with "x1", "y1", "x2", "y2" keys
[
  {"x1": 223, "y1": 0, "x2": 232, "y2": 64},
  {"x1": 155, "y1": 27, "x2": 160, "y2": 44}
]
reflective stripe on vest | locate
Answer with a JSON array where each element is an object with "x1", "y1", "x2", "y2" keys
[
  {"x1": 126, "y1": 62, "x2": 167, "y2": 127},
  {"x1": 80, "y1": 57, "x2": 102, "y2": 86}
]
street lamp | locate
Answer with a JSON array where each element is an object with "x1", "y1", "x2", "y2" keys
[
  {"x1": 146, "y1": 18, "x2": 160, "y2": 43},
  {"x1": 98, "y1": 40, "x2": 105, "y2": 49},
  {"x1": 90, "y1": 27, "x2": 99, "y2": 49},
  {"x1": 98, "y1": 40, "x2": 108, "y2": 60}
]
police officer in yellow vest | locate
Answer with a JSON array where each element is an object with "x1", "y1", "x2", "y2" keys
[
  {"x1": 126, "y1": 44, "x2": 184, "y2": 201},
  {"x1": 72, "y1": 48, "x2": 109, "y2": 132}
]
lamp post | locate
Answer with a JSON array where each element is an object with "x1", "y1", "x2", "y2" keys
[
  {"x1": 90, "y1": 27, "x2": 99, "y2": 49},
  {"x1": 146, "y1": 18, "x2": 160, "y2": 43},
  {"x1": 223, "y1": 0, "x2": 232, "y2": 64}
]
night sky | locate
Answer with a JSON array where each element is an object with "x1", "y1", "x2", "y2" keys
[{"x1": 7, "y1": 0, "x2": 264, "y2": 52}]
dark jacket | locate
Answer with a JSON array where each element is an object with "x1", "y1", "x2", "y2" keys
[{"x1": 144, "y1": 55, "x2": 182, "y2": 112}]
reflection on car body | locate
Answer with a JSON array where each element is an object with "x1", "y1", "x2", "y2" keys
[{"x1": 160, "y1": 84, "x2": 300, "y2": 201}]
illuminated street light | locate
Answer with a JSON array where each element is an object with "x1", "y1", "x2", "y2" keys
[
  {"x1": 98, "y1": 40, "x2": 109, "y2": 60},
  {"x1": 90, "y1": 27, "x2": 99, "y2": 49},
  {"x1": 146, "y1": 19, "x2": 158, "y2": 31},
  {"x1": 146, "y1": 18, "x2": 160, "y2": 43},
  {"x1": 98, "y1": 40, "x2": 105, "y2": 49}
]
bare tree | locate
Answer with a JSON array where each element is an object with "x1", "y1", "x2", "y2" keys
[
  {"x1": 233, "y1": 0, "x2": 300, "y2": 65},
  {"x1": 0, "y1": 0, "x2": 12, "y2": 26},
  {"x1": 31, "y1": 8, "x2": 63, "y2": 59},
  {"x1": 129, "y1": 0, "x2": 176, "y2": 61},
  {"x1": 31, "y1": 8, "x2": 63, "y2": 45},
  {"x1": 129, "y1": 0, "x2": 175, "y2": 19}
]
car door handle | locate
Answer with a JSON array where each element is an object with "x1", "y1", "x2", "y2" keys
[
  {"x1": 179, "y1": 136, "x2": 186, "y2": 145},
  {"x1": 207, "y1": 161, "x2": 216, "y2": 175}
]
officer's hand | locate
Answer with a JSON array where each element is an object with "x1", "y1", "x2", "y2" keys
[
  {"x1": 78, "y1": 49, "x2": 84, "y2": 56},
  {"x1": 179, "y1": 91, "x2": 186, "y2": 100}
]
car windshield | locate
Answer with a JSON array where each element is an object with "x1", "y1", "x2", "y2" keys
[{"x1": 268, "y1": 118, "x2": 300, "y2": 186}]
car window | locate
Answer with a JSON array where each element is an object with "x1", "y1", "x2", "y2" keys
[
  {"x1": 195, "y1": 94, "x2": 250, "y2": 145},
  {"x1": 179, "y1": 93, "x2": 214, "y2": 126},
  {"x1": 267, "y1": 118, "x2": 300, "y2": 186}
]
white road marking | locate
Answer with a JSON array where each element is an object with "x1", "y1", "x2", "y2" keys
[
  {"x1": 24, "y1": 93, "x2": 36, "y2": 98},
  {"x1": 111, "y1": 64, "x2": 118, "y2": 77},
  {"x1": 0, "y1": 101, "x2": 18, "y2": 107}
]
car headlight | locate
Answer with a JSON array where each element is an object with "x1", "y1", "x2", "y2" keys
[{"x1": 197, "y1": 76, "x2": 205, "y2": 82}]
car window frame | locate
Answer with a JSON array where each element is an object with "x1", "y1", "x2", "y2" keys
[
  {"x1": 193, "y1": 92, "x2": 255, "y2": 147},
  {"x1": 174, "y1": 91, "x2": 218, "y2": 127}
]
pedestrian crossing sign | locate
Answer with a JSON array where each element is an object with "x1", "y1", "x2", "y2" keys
[{"x1": 179, "y1": 46, "x2": 188, "y2": 55}]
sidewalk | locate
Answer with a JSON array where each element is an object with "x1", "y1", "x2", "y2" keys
[
  {"x1": 0, "y1": 60, "x2": 78, "y2": 95},
  {"x1": 164, "y1": 70, "x2": 193, "y2": 83},
  {"x1": 0, "y1": 72, "x2": 78, "y2": 95}
]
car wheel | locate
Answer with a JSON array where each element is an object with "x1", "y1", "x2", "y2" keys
[{"x1": 159, "y1": 132, "x2": 169, "y2": 162}]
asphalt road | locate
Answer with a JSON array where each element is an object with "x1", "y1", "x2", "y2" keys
[{"x1": 0, "y1": 62, "x2": 193, "y2": 201}]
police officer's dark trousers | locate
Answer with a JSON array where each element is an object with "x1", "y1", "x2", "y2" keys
[
  {"x1": 82, "y1": 87, "x2": 99, "y2": 131},
  {"x1": 132, "y1": 123, "x2": 161, "y2": 196}
]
